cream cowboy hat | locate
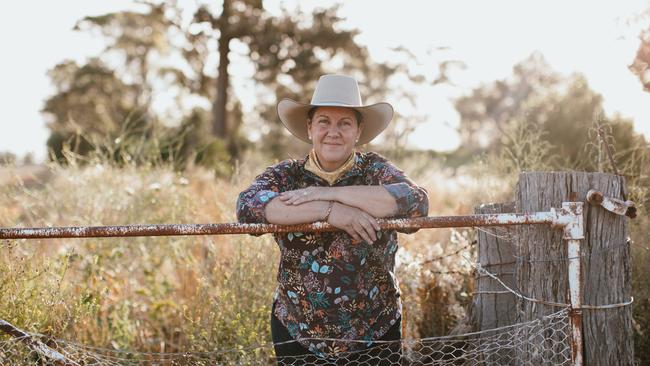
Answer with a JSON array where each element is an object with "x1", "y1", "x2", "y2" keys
[{"x1": 277, "y1": 74, "x2": 394, "y2": 146}]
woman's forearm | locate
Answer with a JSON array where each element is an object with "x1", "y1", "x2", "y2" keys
[
  {"x1": 265, "y1": 198, "x2": 330, "y2": 225},
  {"x1": 331, "y1": 186, "x2": 398, "y2": 218}
]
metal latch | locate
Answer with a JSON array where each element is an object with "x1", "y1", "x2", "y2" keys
[{"x1": 586, "y1": 189, "x2": 636, "y2": 218}]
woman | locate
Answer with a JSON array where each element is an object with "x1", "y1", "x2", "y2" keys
[{"x1": 237, "y1": 74, "x2": 429, "y2": 364}]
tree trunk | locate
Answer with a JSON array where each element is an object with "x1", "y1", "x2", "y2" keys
[
  {"x1": 473, "y1": 202, "x2": 518, "y2": 365},
  {"x1": 514, "y1": 171, "x2": 633, "y2": 365},
  {"x1": 212, "y1": 0, "x2": 231, "y2": 140}
]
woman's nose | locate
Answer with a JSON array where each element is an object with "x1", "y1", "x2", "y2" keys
[{"x1": 326, "y1": 124, "x2": 342, "y2": 135}]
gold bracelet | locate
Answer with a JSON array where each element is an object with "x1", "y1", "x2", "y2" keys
[{"x1": 323, "y1": 201, "x2": 334, "y2": 222}]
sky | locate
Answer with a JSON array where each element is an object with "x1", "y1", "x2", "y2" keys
[{"x1": 1, "y1": 0, "x2": 649, "y2": 161}]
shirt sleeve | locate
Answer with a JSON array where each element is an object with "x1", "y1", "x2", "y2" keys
[
  {"x1": 366, "y1": 152, "x2": 429, "y2": 233},
  {"x1": 236, "y1": 160, "x2": 293, "y2": 225}
]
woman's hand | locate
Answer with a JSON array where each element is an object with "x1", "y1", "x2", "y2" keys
[
  {"x1": 327, "y1": 203, "x2": 380, "y2": 244},
  {"x1": 279, "y1": 187, "x2": 335, "y2": 205}
]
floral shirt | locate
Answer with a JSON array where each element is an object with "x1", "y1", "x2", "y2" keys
[{"x1": 236, "y1": 151, "x2": 429, "y2": 356}]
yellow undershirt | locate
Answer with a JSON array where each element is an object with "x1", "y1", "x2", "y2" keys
[{"x1": 305, "y1": 149, "x2": 356, "y2": 185}]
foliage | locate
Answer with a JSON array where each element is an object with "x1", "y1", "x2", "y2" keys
[
  {"x1": 45, "y1": 103, "x2": 232, "y2": 174},
  {"x1": 43, "y1": 3, "x2": 206, "y2": 168},
  {"x1": 454, "y1": 53, "x2": 647, "y2": 176},
  {"x1": 0, "y1": 160, "x2": 275, "y2": 354},
  {"x1": 454, "y1": 52, "x2": 561, "y2": 152},
  {"x1": 44, "y1": 1, "x2": 437, "y2": 166},
  {"x1": 630, "y1": 7, "x2": 650, "y2": 92},
  {"x1": 0, "y1": 151, "x2": 17, "y2": 166},
  {"x1": 44, "y1": 59, "x2": 143, "y2": 163}
]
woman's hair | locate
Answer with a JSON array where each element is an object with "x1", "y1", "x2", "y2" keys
[{"x1": 307, "y1": 106, "x2": 363, "y2": 126}]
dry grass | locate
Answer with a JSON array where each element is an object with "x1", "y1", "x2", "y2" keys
[
  {"x1": 1, "y1": 150, "x2": 647, "y2": 362},
  {"x1": 0, "y1": 156, "x2": 491, "y2": 355}
]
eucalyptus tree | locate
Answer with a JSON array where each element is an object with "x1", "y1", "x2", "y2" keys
[
  {"x1": 454, "y1": 53, "x2": 644, "y2": 172},
  {"x1": 45, "y1": 1, "x2": 402, "y2": 162},
  {"x1": 45, "y1": 1, "x2": 454, "y2": 164}
]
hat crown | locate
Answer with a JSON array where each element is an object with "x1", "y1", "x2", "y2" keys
[{"x1": 310, "y1": 74, "x2": 363, "y2": 107}]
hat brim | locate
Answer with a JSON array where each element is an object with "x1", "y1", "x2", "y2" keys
[{"x1": 277, "y1": 99, "x2": 394, "y2": 146}]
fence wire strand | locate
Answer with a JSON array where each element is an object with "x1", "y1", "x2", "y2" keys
[{"x1": 0, "y1": 309, "x2": 571, "y2": 366}]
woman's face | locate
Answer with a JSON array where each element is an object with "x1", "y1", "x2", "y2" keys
[{"x1": 308, "y1": 106, "x2": 362, "y2": 171}]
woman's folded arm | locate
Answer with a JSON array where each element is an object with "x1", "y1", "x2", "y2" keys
[{"x1": 264, "y1": 199, "x2": 330, "y2": 225}]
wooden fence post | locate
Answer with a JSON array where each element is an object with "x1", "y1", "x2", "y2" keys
[
  {"x1": 514, "y1": 172, "x2": 634, "y2": 365},
  {"x1": 473, "y1": 202, "x2": 518, "y2": 364}
]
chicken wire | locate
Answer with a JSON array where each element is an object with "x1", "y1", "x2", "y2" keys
[{"x1": 0, "y1": 309, "x2": 571, "y2": 366}]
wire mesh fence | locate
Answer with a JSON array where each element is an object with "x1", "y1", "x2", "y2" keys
[{"x1": 0, "y1": 309, "x2": 570, "y2": 366}]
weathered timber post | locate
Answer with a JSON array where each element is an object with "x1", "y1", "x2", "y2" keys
[
  {"x1": 473, "y1": 202, "x2": 518, "y2": 365},
  {"x1": 515, "y1": 172, "x2": 633, "y2": 365}
]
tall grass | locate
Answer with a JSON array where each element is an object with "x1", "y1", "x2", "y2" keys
[{"x1": 0, "y1": 160, "x2": 272, "y2": 351}]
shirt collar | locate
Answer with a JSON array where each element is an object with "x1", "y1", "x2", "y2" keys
[{"x1": 301, "y1": 152, "x2": 364, "y2": 185}]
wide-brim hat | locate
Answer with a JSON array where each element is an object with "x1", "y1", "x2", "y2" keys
[{"x1": 277, "y1": 74, "x2": 393, "y2": 146}]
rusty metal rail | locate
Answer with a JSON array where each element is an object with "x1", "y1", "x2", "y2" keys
[{"x1": 0, "y1": 212, "x2": 557, "y2": 240}]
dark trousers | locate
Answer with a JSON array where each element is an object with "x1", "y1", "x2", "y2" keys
[{"x1": 271, "y1": 305, "x2": 402, "y2": 365}]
